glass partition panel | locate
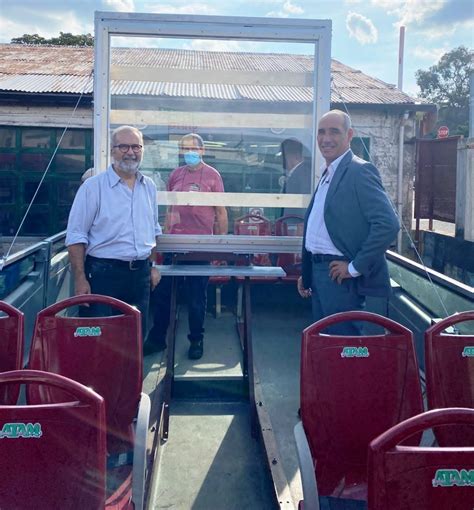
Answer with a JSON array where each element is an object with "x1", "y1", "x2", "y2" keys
[
  {"x1": 20, "y1": 153, "x2": 50, "y2": 173},
  {"x1": 0, "y1": 128, "x2": 15, "y2": 148},
  {"x1": 55, "y1": 153, "x2": 86, "y2": 173},
  {"x1": 24, "y1": 180, "x2": 49, "y2": 205},
  {"x1": 109, "y1": 36, "x2": 318, "y2": 231},
  {"x1": 0, "y1": 153, "x2": 16, "y2": 172},
  {"x1": 21, "y1": 129, "x2": 51, "y2": 149},
  {"x1": 0, "y1": 177, "x2": 16, "y2": 204},
  {"x1": 57, "y1": 130, "x2": 86, "y2": 149}
]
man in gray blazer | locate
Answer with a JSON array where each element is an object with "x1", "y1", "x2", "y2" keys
[
  {"x1": 297, "y1": 110, "x2": 399, "y2": 335},
  {"x1": 280, "y1": 137, "x2": 312, "y2": 217}
]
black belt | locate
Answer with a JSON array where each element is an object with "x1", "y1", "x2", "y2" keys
[
  {"x1": 87, "y1": 255, "x2": 150, "y2": 271},
  {"x1": 312, "y1": 254, "x2": 348, "y2": 263}
]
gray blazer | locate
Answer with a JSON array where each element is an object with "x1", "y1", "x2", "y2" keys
[{"x1": 302, "y1": 150, "x2": 399, "y2": 297}]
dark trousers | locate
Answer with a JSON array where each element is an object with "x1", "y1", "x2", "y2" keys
[
  {"x1": 311, "y1": 259, "x2": 365, "y2": 336},
  {"x1": 80, "y1": 256, "x2": 151, "y2": 342},
  {"x1": 148, "y1": 260, "x2": 209, "y2": 345}
]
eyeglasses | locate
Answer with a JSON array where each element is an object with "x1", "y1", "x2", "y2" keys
[{"x1": 113, "y1": 144, "x2": 143, "y2": 153}]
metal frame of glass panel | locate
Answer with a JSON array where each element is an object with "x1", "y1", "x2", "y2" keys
[
  {"x1": 93, "y1": 12, "x2": 331, "y2": 213},
  {"x1": 94, "y1": 12, "x2": 331, "y2": 178}
]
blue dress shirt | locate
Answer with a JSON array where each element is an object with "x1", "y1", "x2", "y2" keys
[{"x1": 66, "y1": 166, "x2": 162, "y2": 261}]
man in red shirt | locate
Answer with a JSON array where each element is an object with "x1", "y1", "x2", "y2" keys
[{"x1": 145, "y1": 133, "x2": 228, "y2": 359}]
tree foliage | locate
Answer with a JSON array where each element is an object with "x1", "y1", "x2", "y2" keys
[
  {"x1": 416, "y1": 46, "x2": 473, "y2": 137},
  {"x1": 11, "y1": 32, "x2": 93, "y2": 46}
]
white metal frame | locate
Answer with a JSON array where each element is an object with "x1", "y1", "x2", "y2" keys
[{"x1": 93, "y1": 12, "x2": 331, "y2": 207}]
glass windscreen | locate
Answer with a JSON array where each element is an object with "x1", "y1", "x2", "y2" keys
[{"x1": 110, "y1": 36, "x2": 317, "y2": 233}]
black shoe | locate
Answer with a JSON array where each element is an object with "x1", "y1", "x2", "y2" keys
[
  {"x1": 143, "y1": 340, "x2": 166, "y2": 356},
  {"x1": 188, "y1": 340, "x2": 203, "y2": 360}
]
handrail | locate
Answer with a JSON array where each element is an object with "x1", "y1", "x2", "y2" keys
[
  {"x1": 1, "y1": 231, "x2": 66, "y2": 268},
  {"x1": 387, "y1": 250, "x2": 474, "y2": 300}
]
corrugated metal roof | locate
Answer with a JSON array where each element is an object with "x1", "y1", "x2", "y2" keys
[
  {"x1": 0, "y1": 73, "x2": 93, "y2": 93},
  {"x1": 0, "y1": 44, "x2": 428, "y2": 106}
]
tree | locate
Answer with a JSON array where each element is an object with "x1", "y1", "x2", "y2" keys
[
  {"x1": 11, "y1": 34, "x2": 47, "y2": 44},
  {"x1": 10, "y1": 32, "x2": 93, "y2": 46},
  {"x1": 416, "y1": 46, "x2": 473, "y2": 137}
]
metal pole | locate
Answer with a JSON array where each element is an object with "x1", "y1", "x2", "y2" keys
[
  {"x1": 397, "y1": 112, "x2": 409, "y2": 252},
  {"x1": 470, "y1": 71, "x2": 474, "y2": 138},
  {"x1": 398, "y1": 26, "x2": 405, "y2": 91}
]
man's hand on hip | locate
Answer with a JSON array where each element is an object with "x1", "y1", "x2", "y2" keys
[{"x1": 329, "y1": 260, "x2": 352, "y2": 284}]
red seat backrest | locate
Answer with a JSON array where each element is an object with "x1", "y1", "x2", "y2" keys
[
  {"x1": 27, "y1": 294, "x2": 142, "y2": 454},
  {"x1": 233, "y1": 214, "x2": 272, "y2": 236},
  {"x1": 0, "y1": 369, "x2": 106, "y2": 510},
  {"x1": 274, "y1": 215, "x2": 304, "y2": 275},
  {"x1": 234, "y1": 214, "x2": 272, "y2": 267},
  {"x1": 0, "y1": 301, "x2": 24, "y2": 404},
  {"x1": 368, "y1": 408, "x2": 474, "y2": 510},
  {"x1": 300, "y1": 311, "x2": 424, "y2": 498},
  {"x1": 425, "y1": 311, "x2": 474, "y2": 446}
]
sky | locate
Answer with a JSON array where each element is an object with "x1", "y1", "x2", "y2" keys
[{"x1": 0, "y1": 0, "x2": 473, "y2": 96}]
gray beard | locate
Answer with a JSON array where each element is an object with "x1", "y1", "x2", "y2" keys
[{"x1": 113, "y1": 157, "x2": 140, "y2": 174}]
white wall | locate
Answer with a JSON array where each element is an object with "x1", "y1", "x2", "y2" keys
[{"x1": 350, "y1": 110, "x2": 416, "y2": 232}]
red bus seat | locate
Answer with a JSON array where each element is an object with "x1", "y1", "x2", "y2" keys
[
  {"x1": 234, "y1": 214, "x2": 276, "y2": 285},
  {"x1": 274, "y1": 215, "x2": 304, "y2": 281},
  {"x1": 368, "y1": 408, "x2": 474, "y2": 510},
  {"x1": 425, "y1": 311, "x2": 474, "y2": 446},
  {"x1": 0, "y1": 369, "x2": 107, "y2": 510},
  {"x1": 297, "y1": 311, "x2": 424, "y2": 505},
  {"x1": 27, "y1": 295, "x2": 150, "y2": 510},
  {"x1": 0, "y1": 301, "x2": 24, "y2": 404}
]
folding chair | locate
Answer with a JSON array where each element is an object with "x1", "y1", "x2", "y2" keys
[
  {"x1": 368, "y1": 408, "x2": 474, "y2": 510},
  {"x1": 425, "y1": 311, "x2": 474, "y2": 446},
  {"x1": 296, "y1": 311, "x2": 424, "y2": 507},
  {"x1": 274, "y1": 215, "x2": 304, "y2": 282},
  {"x1": 27, "y1": 294, "x2": 150, "y2": 510},
  {"x1": 0, "y1": 369, "x2": 107, "y2": 510},
  {"x1": 0, "y1": 301, "x2": 24, "y2": 404}
]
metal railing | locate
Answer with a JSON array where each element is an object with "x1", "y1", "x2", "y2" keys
[{"x1": 1, "y1": 235, "x2": 472, "y2": 366}]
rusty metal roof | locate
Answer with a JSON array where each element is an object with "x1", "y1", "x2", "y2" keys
[{"x1": 0, "y1": 44, "x2": 427, "y2": 106}]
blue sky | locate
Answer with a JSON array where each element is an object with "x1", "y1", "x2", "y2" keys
[{"x1": 0, "y1": 0, "x2": 472, "y2": 95}]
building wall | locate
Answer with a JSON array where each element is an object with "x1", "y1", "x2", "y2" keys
[
  {"x1": 0, "y1": 104, "x2": 92, "y2": 128},
  {"x1": 350, "y1": 110, "x2": 416, "y2": 234}
]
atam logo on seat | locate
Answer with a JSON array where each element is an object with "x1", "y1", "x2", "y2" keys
[
  {"x1": 74, "y1": 326, "x2": 102, "y2": 337},
  {"x1": 462, "y1": 346, "x2": 474, "y2": 357},
  {"x1": 0, "y1": 422, "x2": 42, "y2": 439},
  {"x1": 432, "y1": 469, "x2": 474, "y2": 487},
  {"x1": 340, "y1": 346, "x2": 369, "y2": 358}
]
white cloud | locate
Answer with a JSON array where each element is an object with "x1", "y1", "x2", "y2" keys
[
  {"x1": 104, "y1": 0, "x2": 135, "y2": 10},
  {"x1": 143, "y1": 3, "x2": 216, "y2": 15},
  {"x1": 415, "y1": 25, "x2": 457, "y2": 40},
  {"x1": 282, "y1": 0, "x2": 303, "y2": 14},
  {"x1": 186, "y1": 40, "x2": 245, "y2": 52},
  {"x1": 370, "y1": 0, "x2": 445, "y2": 26},
  {"x1": 0, "y1": 10, "x2": 92, "y2": 42},
  {"x1": 412, "y1": 45, "x2": 450, "y2": 62},
  {"x1": 346, "y1": 12, "x2": 378, "y2": 44},
  {"x1": 267, "y1": 0, "x2": 303, "y2": 18},
  {"x1": 0, "y1": 17, "x2": 27, "y2": 43}
]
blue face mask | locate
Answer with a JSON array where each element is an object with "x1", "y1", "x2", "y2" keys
[{"x1": 184, "y1": 151, "x2": 201, "y2": 166}]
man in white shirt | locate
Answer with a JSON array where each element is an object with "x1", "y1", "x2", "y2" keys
[
  {"x1": 66, "y1": 125, "x2": 162, "y2": 340},
  {"x1": 297, "y1": 110, "x2": 399, "y2": 335}
]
